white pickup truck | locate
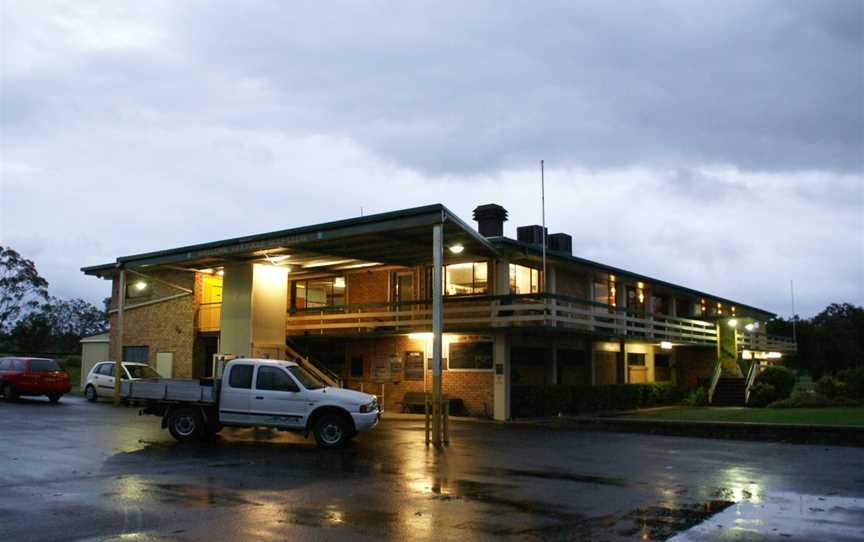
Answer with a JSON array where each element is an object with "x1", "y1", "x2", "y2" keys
[{"x1": 122, "y1": 358, "x2": 380, "y2": 448}]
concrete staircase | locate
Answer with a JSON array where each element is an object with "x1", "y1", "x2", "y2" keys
[{"x1": 711, "y1": 377, "x2": 747, "y2": 406}]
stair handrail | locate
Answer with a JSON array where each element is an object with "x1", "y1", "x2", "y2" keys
[
  {"x1": 744, "y1": 360, "x2": 760, "y2": 405},
  {"x1": 284, "y1": 343, "x2": 342, "y2": 388},
  {"x1": 707, "y1": 359, "x2": 723, "y2": 404}
]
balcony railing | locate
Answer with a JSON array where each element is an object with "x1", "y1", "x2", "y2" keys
[{"x1": 287, "y1": 293, "x2": 724, "y2": 347}]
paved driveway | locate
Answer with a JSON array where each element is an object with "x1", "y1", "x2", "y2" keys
[{"x1": 1, "y1": 396, "x2": 863, "y2": 541}]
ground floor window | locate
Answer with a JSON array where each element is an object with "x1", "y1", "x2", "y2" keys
[
  {"x1": 654, "y1": 353, "x2": 672, "y2": 381},
  {"x1": 448, "y1": 341, "x2": 493, "y2": 370},
  {"x1": 122, "y1": 346, "x2": 149, "y2": 363},
  {"x1": 627, "y1": 353, "x2": 646, "y2": 366}
]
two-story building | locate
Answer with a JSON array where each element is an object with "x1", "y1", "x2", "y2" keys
[{"x1": 82, "y1": 203, "x2": 795, "y2": 419}]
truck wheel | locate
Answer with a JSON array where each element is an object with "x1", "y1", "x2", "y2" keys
[
  {"x1": 168, "y1": 408, "x2": 204, "y2": 442},
  {"x1": 84, "y1": 385, "x2": 98, "y2": 402},
  {"x1": 313, "y1": 414, "x2": 350, "y2": 449}
]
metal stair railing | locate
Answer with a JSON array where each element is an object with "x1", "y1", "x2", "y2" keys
[
  {"x1": 284, "y1": 342, "x2": 342, "y2": 388},
  {"x1": 707, "y1": 360, "x2": 723, "y2": 404}
]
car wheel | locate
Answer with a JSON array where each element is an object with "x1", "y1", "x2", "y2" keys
[
  {"x1": 2, "y1": 383, "x2": 17, "y2": 402},
  {"x1": 313, "y1": 413, "x2": 351, "y2": 449},
  {"x1": 48, "y1": 393, "x2": 62, "y2": 403},
  {"x1": 84, "y1": 385, "x2": 98, "y2": 402},
  {"x1": 167, "y1": 408, "x2": 204, "y2": 442}
]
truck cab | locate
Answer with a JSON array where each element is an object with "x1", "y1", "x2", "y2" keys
[{"x1": 131, "y1": 358, "x2": 380, "y2": 448}]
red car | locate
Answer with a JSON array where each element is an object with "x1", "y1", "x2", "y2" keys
[{"x1": 0, "y1": 357, "x2": 72, "y2": 403}]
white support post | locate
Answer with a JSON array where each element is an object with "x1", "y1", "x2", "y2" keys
[
  {"x1": 432, "y1": 223, "x2": 444, "y2": 444},
  {"x1": 114, "y1": 268, "x2": 126, "y2": 406}
]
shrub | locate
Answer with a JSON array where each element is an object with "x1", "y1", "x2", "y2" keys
[
  {"x1": 683, "y1": 387, "x2": 707, "y2": 406},
  {"x1": 755, "y1": 366, "x2": 796, "y2": 400},
  {"x1": 510, "y1": 383, "x2": 682, "y2": 417},
  {"x1": 63, "y1": 355, "x2": 82, "y2": 368},
  {"x1": 836, "y1": 367, "x2": 864, "y2": 399},
  {"x1": 769, "y1": 390, "x2": 862, "y2": 408},
  {"x1": 814, "y1": 376, "x2": 846, "y2": 399},
  {"x1": 748, "y1": 383, "x2": 777, "y2": 408}
]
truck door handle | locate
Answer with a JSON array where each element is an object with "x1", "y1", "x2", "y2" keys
[{"x1": 255, "y1": 396, "x2": 264, "y2": 400}]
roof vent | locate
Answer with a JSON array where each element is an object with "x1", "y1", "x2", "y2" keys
[
  {"x1": 473, "y1": 204, "x2": 508, "y2": 237},
  {"x1": 517, "y1": 225, "x2": 547, "y2": 245},
  {"x1": 548, "y1": 233, "x2": 572, "y2": 254}
]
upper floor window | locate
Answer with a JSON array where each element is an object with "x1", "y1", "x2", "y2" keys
[
  {"x1": 294, "y1": 277, "x2": 345, "y2": 309},
  {"x1": 626, "y1": 285, "x2": 646, "y2": 311},
  {"x1": 445, "y1": 262, "x2": 487, "y2": 296},
  {"x1": 676, "y1": 297, "x2": 692, "y2": 318},
  {"x1": 510, "y1": 264, "x2": 540, "y2": 294},
  {"x1": 651, "y1": 294, "x2": 668, "y2": 315}
]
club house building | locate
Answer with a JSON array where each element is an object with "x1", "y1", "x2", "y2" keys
[{"x1": 82, "y1": 204, "x2": 796, "y2": 419}]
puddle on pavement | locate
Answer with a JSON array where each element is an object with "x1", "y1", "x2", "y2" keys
[
  {"x1": 475, "y1": 466, "x2": 636, "y2": 488},
  {"x1": 282, "y1": 507, "x2": 399, "y2": 530},
  {"x1": 669, "y1": 492, "x2": 864, "y2": 541}
]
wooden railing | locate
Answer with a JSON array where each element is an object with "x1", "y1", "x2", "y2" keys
[
  {"x1": 738, "y1": 332, "x2": 797, "y2": 353},
  {"x1": 286, "y1": 293, "x2": 720, "y2": 346}
]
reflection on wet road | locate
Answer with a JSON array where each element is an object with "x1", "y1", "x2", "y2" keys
[{"x1": 0, "y1": 396, "x2": 862, "y2": 541}]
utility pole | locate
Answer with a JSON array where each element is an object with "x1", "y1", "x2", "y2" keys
[{"x1": 114, "y1": 267, "x2": 126, "y2": 405}]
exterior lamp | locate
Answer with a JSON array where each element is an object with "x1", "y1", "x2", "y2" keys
[
  {"x1": 744, "y1": 323, "x2": 755, "y2": 332},
  {"x1": 766, "y1": 352, "x2": 782, "y2": 359},
  {"x1": 449, "y1": 244, "x2": 464, "y2": 254},
  {"x1": 660, "y1": 341, "x2": 673, "y2": 350},
  {"x1": 216, "y1": 269, "x2": 224, "y2": 276},
  {"x1": 742, "y1": 350, "x2": 752, "y2": 360},
  {"x1": 134, "y1": 281, "x2": 147, "y2": 291},
  {"x1": 727, "y1": 319, "x2": 738, "y2": 328}
]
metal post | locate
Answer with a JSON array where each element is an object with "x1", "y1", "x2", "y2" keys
[
  {"x1": 432, "y1": 223, "x2": 444, "y2": 444},
  {"x1": 114, "y1": 267, "x2": 126, "y2": 406},
  {"x1": 541, "y1": 160, "x2": 547, "y2": 293}
]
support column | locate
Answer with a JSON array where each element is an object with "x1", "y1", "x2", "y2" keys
[
  {"x1": 220, "y1": 262, "x2": 289, "y2": 360},
  {"x1": 431, "y1": 223, "x2": 444, "y2": 442},
  {"x1": 113, "y1": 268, "x2": 126, "y2": 405},
  {"x1": 717, "y1": 318, "x2": 741, "y2": 376},
  {"x1": 493, "y1": 332, "x2": 511, "y2": 420}
]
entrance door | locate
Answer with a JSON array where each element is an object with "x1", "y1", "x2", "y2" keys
[{"x1": 249, "y1": 365, "x2": 308, "y2": 428}]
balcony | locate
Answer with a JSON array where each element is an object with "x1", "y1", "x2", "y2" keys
[{"x1": 286, "y1": 293, "x2": 796, "y2": 351}]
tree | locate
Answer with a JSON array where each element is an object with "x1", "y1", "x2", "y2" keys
[{"x1": 0, "y1": 246, "x2": 49, "y2": 333}]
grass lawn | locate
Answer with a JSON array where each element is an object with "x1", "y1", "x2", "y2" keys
[{"x1": 620, "y1": 406, "x2": 864, "y2": 427}]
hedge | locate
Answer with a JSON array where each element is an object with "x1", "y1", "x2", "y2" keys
[{"x1": 511, "y1": 383, "x2": 684, "y2": 417}]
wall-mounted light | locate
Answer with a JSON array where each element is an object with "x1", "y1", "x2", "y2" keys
[
  {"x1": 744, "y1": 323, "x2": 755, "y2": 332},
  {"x1": 727, "y1": 318, "x2": 738, "y2": 328},
  {"x1": 134, "y1": 281, "x2": 147, "y2": 291},
  {"x1": 449, "y1": 244, "x2": 464, "y2": 254},
  {"x1": 660, "y1": 341, "x2": 673, "y2": 350},
  {"x1": 216, "y1": 269, "x2": 224, "y2": 276}
]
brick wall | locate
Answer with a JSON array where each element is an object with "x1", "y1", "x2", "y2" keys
[
  {"x1": 676, "y1": 346, "x2": 716, "y2": 389},
  {"x1": 343, "y1": 336, "x2": 494, "y2": 417},
  {"x1": 347, "y1": 270, "x2": 390, "y2": 305},
  {"x1": 108, "y1": 269, "x2": 202, "y2": 377}
]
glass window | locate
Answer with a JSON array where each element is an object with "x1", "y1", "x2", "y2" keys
[
  {"x1": 676, "y1": 298, "x2": 692, "y2": 318},
  {"x1": 294, "y1": 277, "x2": 345, "y2": 309},
  {"x1": 13, "y1": 359, "x2": 25, "y2": 371},
  {"x1": 654, "y1": 354, "x2": 671, "y2": 368},
  {"x1": 126, "y1": 365, "x2": 160, "y2": 379},
  {"x1": 627, "y1": 353, "x2": 646, "y2": 366},
  {"x1": 445, "y1": 262, "x2": 488, "y2": 296},
  {"x1": 123, "y1": 346, "x2": 149, "y2": 363},
  {"x1": 98, "y1": 363, "x2": 114, "y2": 376},
  {"x1": 27, "y1": 359, "x2": 61, "y2": 372},
  {"x1": 287, "y1": 366, "x2": 325, "y2": 390},
  {"x1": 510, "y1": 264, "x2": 540, "y2": 294},
  {"x1": 652, "y1": 295, "x2": 668, "y2": 315},
  {"x1": 0, "y1": 359, "x2": 11, "y2": 370},
  {"x1": 256, "y1": 366, "x2": 299, "y2": 392},
  {"x1": 448, "y1": 342, "x2": 493, "y2": 370},
  {"x1": 228, "y1": 364, "x2": 254, "y2": 389}
]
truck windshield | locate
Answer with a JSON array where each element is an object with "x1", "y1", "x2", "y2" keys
[{"x1": 287, "y1": 366, "x2": 325, "y2": 390}]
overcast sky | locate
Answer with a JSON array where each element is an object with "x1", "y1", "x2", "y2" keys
[{"x1": 1, "y1": 0, "x2": 862, "y2": 318}]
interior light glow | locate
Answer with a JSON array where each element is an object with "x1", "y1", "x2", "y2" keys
[
  {"x1": 766, "y1": 352, "x2": 783, "y2": 359},
  {"x1": 742, "y1": 350, "x2": 752, "y2": 360},
  {"x1": 408, "y1": 332, "x2": 433, "y2": 340},
  {"x1": 216, "y1": 269, "x2": 224, "y2": 276},
  {"x1": 334, "y1": 277, "x2": 346, "y2": 288},
  {"x1": 660, "y1": 341, "x2": 673, "y2": 350},
  {"x1": 449, "y1": 244, "x2": 464, "y2": 254}
]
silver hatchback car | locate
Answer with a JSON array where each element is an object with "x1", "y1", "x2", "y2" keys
[{"x1": 84, "y1": 361, "x2": 161, "y2": 402}]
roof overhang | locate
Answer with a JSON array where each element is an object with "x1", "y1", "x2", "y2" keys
[{"x1": 82, "y1": 204, "x2": 499, "y2": 278}]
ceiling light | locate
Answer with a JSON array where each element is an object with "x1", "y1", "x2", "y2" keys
[
  {"x1": 728, "y1": 319, "x2": 738, "y2": 328},
  {"x1": 216, "y1": 269, "x2": 224, "y2": 276},
  {"x1": 408, "y1": 332, "x2": 433, "y2": 340},
  {"x1": 449, "y1": 244, "x2": 464, "y2": 254},
  {"x1": 744, "y1": 323, "x2": 755, "y2": 332},
  {"x1": 766, "y1": 352, "x2": 783, "y2": 359},
  {"x1": 660, "y1": 341, "x2": 673, "y2": 350}
]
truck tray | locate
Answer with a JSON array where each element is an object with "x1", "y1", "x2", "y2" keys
[{"x1": 121, "y1": 379, "x2": 217, "y2": 403}]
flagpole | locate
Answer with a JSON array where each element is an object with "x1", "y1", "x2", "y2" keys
[{"x1": 541, "y1": 160, "x2": 547, "y2": 293}]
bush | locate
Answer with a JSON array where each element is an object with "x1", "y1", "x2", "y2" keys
[
  {"x1": 683, "y1": 387, "x2": 707, "y2": 406},
  {"x1": 510, "y1": 383, "x2": 683, "y2": 417},
  {"x1": 814, "y1": 376, "x2": 846, "y2": 399},
  {"x1": 63, "y1": 355, "x2": 82, "y2": 368},
  {"x1": 836, "y1": 367, "x2": 864, "y2": 399},
  {"x1": 768, "y1": 390, "x2": 862, "y2": 408},
  {"x1": 748, "y1": 383, "x2": 777, "y2": 408},
  {"x1": 755, "y1": 366, "x2": 797, "y2": 400}
]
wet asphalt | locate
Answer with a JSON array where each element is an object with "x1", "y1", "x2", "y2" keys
[{"x1": 1, "y1": 396, "x2": 863, "y2": 542}]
